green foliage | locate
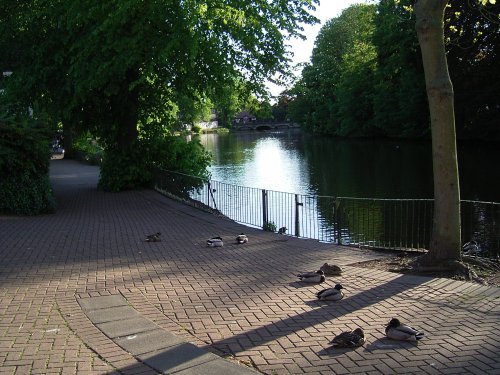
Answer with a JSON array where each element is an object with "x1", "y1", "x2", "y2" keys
[
  {"x1": 288, "y1": 4, "x2": 378, "y2": 136},
  {"x1": 98, "y1": 135, "x2": 211, "y2": 192},
  {"x1": 149, "y1": 136, "x2": 211, "y2": 179},
  {"x1": 73, "y1": 133, "x2": 104, "y2": 165},
  {"x1": 372, "y1": 0, "x2": 429, "y2": 138},
  {"x1": 445, "y1": 0, "x2": 500, "y2": 139},
  {"x1": 263, "y1": 220, "x2": 277, "y2": 232},
  {"x1": 287, "y1": 0, "x2": 500, "y2": 140},
  {"x1": 1, "y1": 0, "x2": 319, "y2": 190},
  {"x1": 0, "y1": 99, "x2": 55, "y2": 215},
  {"x1": 191, "y1": 125, "x2": 202, "y2": 134},
  {"x1": 98, "y1": 144, "x2": 150, "y2": 192}
]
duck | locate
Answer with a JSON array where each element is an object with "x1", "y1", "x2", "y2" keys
[
  {"x1": 317, "y1": 284, "x2": 344, "y2": 301},
  {"x1": 278, "y1": 227, "x2": 287, "y2": 235},
  {"x1": 207, "y1": 236, "x2": 224, "y2": 247},
  {"x1": 320, "y1": 263, "x2": 343, "y2": 276},
  {"x1": 145, "y1": 232, "x2": 161, "y2": 242},
  {"x1": 297, "y1": 270, "x2": 325, "y2": 283},
  {"x1": 236, "y1": 233, "x2": 248, "y2": 244},
  {"x1": 462, "y1": 240, "x2": 482, "y2": 256},
  {"x1": 385, "y1": 318, "x2": 424, "y2": 341},
  {"x1": 329, "y1": 328, "x2": 365, "y2": 348}
]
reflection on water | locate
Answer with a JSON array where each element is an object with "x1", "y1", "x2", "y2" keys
[{"x1": 200, "y1": 131, "x2": 499, "y2": 202}]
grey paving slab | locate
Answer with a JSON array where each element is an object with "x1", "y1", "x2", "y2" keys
[
  {"x1": 138, "y1": 344, "x2": 258, "y2": 374},
  {"x1": 115, "y1": 329, "x2": 186, "y2": 355},
  {"x1": 78, "y1": 295, "x2": 129, "y2": 310},
  {"x1": 97, "y1": 316, "x2": 159, "y2": 339},
  {"x1": 85, "y1": 305, "x2": 140, "y2": 324},
  {"x1": 173, "y1": 358, "x2": 259, "y2": 375}
]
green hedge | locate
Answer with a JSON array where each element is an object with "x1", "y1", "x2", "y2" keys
[{"x1": 0, "y1": 101, "x2": 55, "y2": 215}]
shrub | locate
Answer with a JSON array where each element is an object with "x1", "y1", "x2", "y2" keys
[
  {"x1": 0, "y1": 100, "x2": 56, "y2": 215},
  {"x1": 98, "y1": 134, "x2": 211, "y2": 192},
  {"x1": 263, "y1": 220, "x2": 277, "y2": 232},
  {"x1": 73, "y1": 133, "x2": 104, "y2": 165},
  {"x1": 191, "y1": 124, "x2": 202, "y2": 134}
]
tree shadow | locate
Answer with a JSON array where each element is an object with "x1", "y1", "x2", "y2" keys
[{"x1": 202, "y1": 274, "x2": 421, "y2": 355}]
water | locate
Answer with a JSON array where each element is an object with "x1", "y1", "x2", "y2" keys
[{"x1": 200, "y1": 130, "x2": 500, "y2": 202}]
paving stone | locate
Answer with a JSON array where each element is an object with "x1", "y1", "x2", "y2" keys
[
  {"x1": 138, "y1": 345, "x2": 258, "y2": 374},
  {"x1": 84, "y1": 306, "x2": 140, "y2": 324},
  {"x1": 115, "y1": 329, "x2": 186, "y2": 356},
  {"x1": 78, "y1": 295, "x2": 128, "y2": 311},
  {"x1": 97, "y1": 316, "x2": 159, "y2": 339}
]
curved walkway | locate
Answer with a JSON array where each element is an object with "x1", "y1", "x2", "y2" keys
[{"x1": 0, "y1": 159, "x2": 499, "y2": 375}]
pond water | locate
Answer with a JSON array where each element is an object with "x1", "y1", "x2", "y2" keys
[{"x1": 199, "y1": 130, "x2": 499, "y2": 202}]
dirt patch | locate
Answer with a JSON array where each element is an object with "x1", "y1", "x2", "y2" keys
[{"x1": 351, "y1": 251, "x2": 500, "y2": 287}]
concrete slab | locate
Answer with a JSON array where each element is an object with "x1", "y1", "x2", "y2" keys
[
  {"x1": 97, "y1": 316, "x2": 159, "y2": 339},
  {"x1": 174, "y1": 358, "x2": 259, "y2": 375},
  {"x1": 85, "y1": 305, "x2": 140, "y2": 324},
  {"x1": 115, "y1": 329, "x2": 186, "y2": 355},
  {"x1": 78, "y1": 295, "x2": 129, "y2": 310},
  {"x1": 138, "y1": 344, "x2": 258, "y2": 374}
]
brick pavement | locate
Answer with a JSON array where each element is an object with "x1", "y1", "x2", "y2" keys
[{"x1": 0, "y1": 159, "x2": 499, "y2": 374}]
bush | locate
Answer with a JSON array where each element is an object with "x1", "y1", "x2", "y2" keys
[
  {"x1": 73, "y1": 133, "x2": 104, "y2": 165},
  {"x1": 98, "y1": 144, "x2": 150, "y2": 192},
  {"x1": 191, "y1": 124, "x2": 202, "y2": 134},
  {"x1": 98, "y1": 135, "x2": 211, "y2": 192},
  {"x1": 0, "y1": 100, "x2": 56, "y2": 215},
  {"x1": 263, "y1": 220, "x2": 277, "y2": 232}
]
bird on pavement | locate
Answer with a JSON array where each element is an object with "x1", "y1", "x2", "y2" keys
[
  {"x1": 329, "y1": 328, "x2": 365, "y2": 348},
  {"x1": 278, "y1": 227, "x2": 287, "y2": 234},
  {"x1": 145, "y1": 232, "x2": 161, "y2": 242},
  {"x1": 317, "y1": 284, "x2": 344, "y2": 301},
  {"x1": 297, "y1": 270, "x2": 325, "y2": 283},
  {"x1": 385, "y1": 318, "x2": 424, "y2": 341},
  {"x1": 462, "y1": 240, "x2": 483, "y2": 256},
  {"x1": 320, "y1": 263, "x2": 343, "y2": 276},
  {"x1": 236, "y1": 233, "x2": 248, "y2": 244},
  {"x1": 207, "y1": 236, "x2": 224, "y2": 247}
]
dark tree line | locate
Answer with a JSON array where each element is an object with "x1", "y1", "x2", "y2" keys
[{"x1": 286, "y1": 0, "x2": 499, "y2": 140}]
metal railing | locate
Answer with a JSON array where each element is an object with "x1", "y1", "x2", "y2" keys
[{"x1": 153, "y1": 168, "x2": 500, "y2": 257}]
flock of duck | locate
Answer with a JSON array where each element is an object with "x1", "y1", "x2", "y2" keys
[
  {"x1": 145, "y1": 232, "x2": 424, "y2": 349},
  {"x1": 298, "y1": 264, "x2": 424, "y2": 348}
]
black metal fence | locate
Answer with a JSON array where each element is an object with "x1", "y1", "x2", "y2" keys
[{"x1": 153, "y1": 168, "x2": 500, "y2": 257}]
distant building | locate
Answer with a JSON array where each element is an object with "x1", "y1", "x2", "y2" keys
[
  {"x1": 234, "y1": 110, "x2": 257, "y2": 125},
  {"x1": 195, "y1": 109, "x2": 218, "y2": 129}
]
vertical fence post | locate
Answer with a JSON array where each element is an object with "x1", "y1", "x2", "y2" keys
[
  {"x1": 335, "y1": 198, "x2": 342, "y2": 245},
  {"x1": 295, "y1": 194, "x2": 303, "y2": 237},
  {"x1": 207, "y1": 181, "x2": 211, "y2": 207},
  {"x1": 262, "y1": 189, "x2": 268, "y2": 230}
]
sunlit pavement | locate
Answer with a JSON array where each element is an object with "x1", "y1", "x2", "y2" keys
[{"x1": 0, "y1": 159, "x2": 499, "y2": 375}]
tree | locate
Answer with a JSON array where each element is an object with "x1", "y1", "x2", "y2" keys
[
  {"x1": 445, "y1": 1, "x2": 500, "y2": 139},
  {"x1": 288, "y1": 4, "x2": 377, "y2": 135},
  {"x1": 372, "y1": 0, "x2": 429, "y2": 138},
  {"x1": 415, "y1": 0, "x2": 498, "y2": 265},
  {"x1": 2, "y1": 0, "x2": 319, "y2": 190}
]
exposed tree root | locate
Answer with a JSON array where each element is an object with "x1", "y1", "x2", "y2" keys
[{"x1": 352, "y1": 252, "x2": 500, "y2": 286}]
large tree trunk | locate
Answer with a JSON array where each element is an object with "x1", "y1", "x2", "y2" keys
[{"x1": 415, "y1": 0, "x2": 461, "y2": 263}]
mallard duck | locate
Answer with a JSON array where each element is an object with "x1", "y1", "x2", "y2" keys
[
  {"x1": 329, "y1": 328, "x2": 365, "y2": 348},
  {"x1": 317, "y1": 284, "x2": 344, "y2": 300},
  {"x1": 278, "y1": 227, "x2": 287, "y2": 235},
  {"x1": 297, "y1": 270, "x2": 323, "y2": 278},
  {"x1": 320, "y1": 263, "x2": 343, "y2": 276},
  {"x1": 298, "y1": 270, "x2": 325, "y2": 283},
  {"x1": 385, "y1": 318, "x2": 424, "y2": 341},
  {"x1": 236, "y1": 233, "x2": 248, "y2": 244},
  {"x1": 207, "y1": 236, "x2": 224, "y2": 247},
  {"x1": 145, "y1": 232, "x2": 161, "y2": 242},
  {"x1": 462, "y1": 240, "x2": 482, "y2": 256}
]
